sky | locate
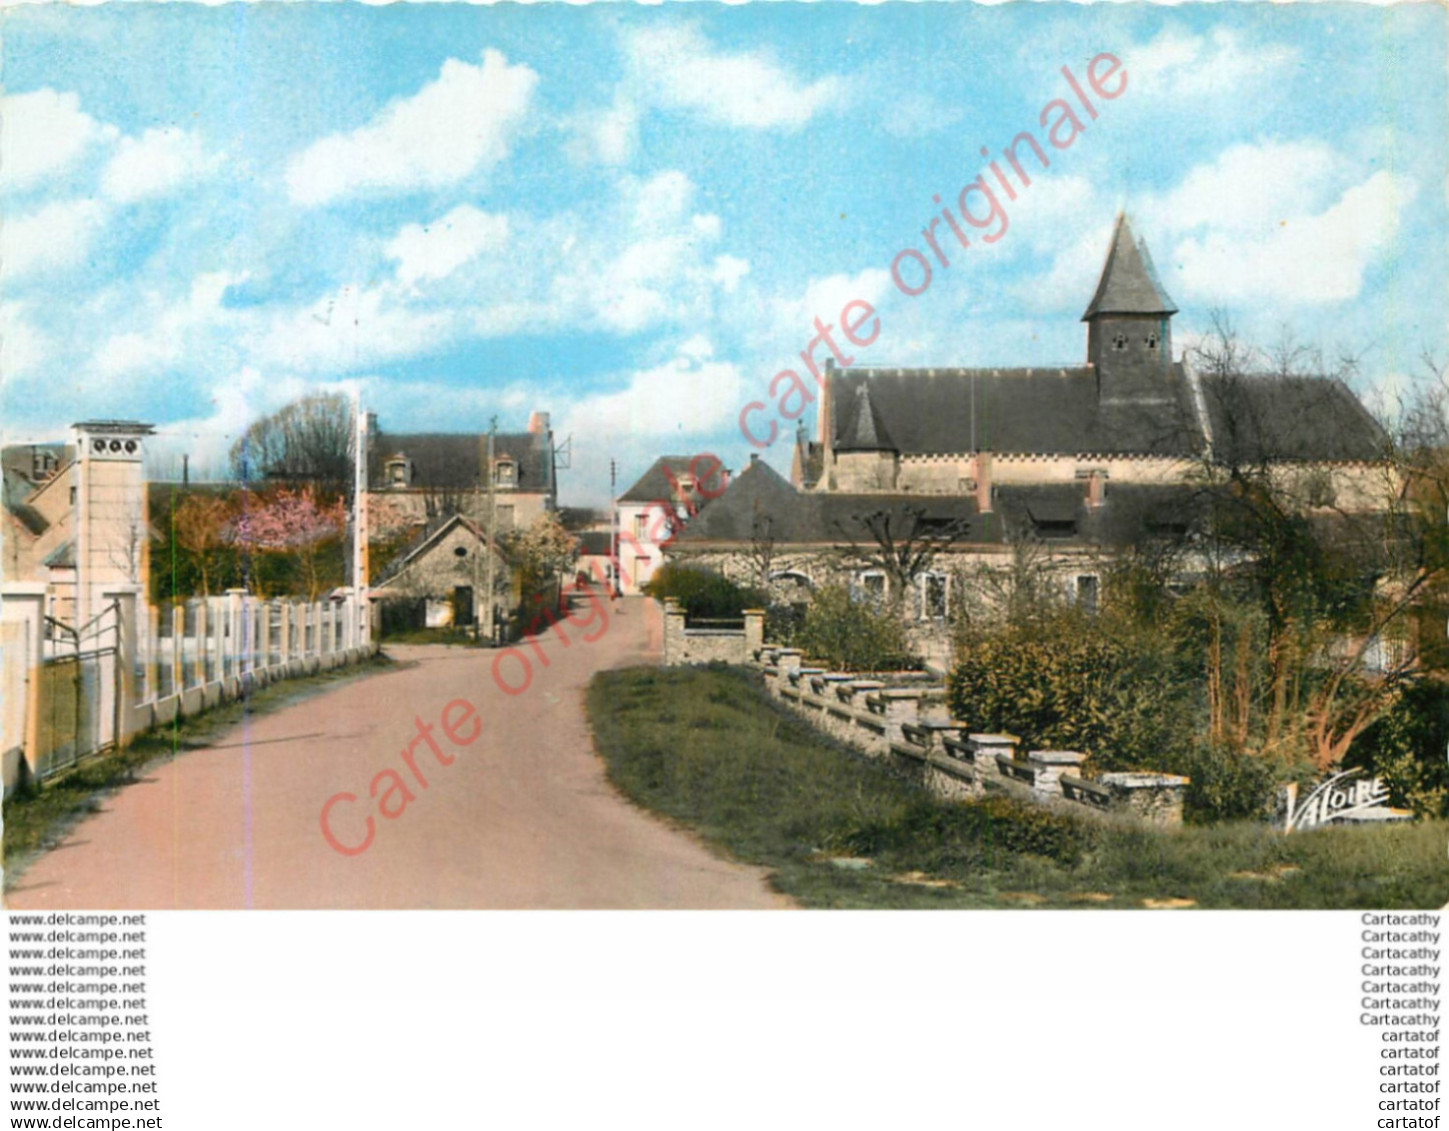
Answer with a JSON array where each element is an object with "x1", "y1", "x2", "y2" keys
[{"x1": 2, "y1": 2, "x2": 1445, "y2": 506}]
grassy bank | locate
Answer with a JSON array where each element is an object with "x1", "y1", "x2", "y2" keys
[
  {"x1": 3, "y1": 651, "x2": 397, "y2": 876},
  {"x1": 587, "y1": 665, "x2": 1449, "y2": 909}
]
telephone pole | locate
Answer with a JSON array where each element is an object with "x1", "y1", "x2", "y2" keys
[
  {"x1": 610, "y1": 458, "x2": 620, "y2": 598},
  {"x1": 483, "y1": 417, "x2": 498, "y2": 644}
]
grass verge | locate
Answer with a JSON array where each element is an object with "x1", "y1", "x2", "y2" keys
[
  {"x1": 3, "y1": 651, "x2": 397, "y2": 878},
  {"x1": 587, "y1": 665, "x2": 1449, "y2": 909}
]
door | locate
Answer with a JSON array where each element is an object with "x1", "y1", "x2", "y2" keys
[{"x1": 452, "y1": 586, "x2": 474, "y2": 627}]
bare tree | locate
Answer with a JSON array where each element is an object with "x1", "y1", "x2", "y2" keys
[
  {"x1": 230, "y1": 392, "x2": 353, "y2": 496},
  {"x1": 834, "y1": 505, "x2": 970, "y2": 611},
  {"x1": 1182, "y1": 316, "x2": 1445, "y2": 768}
]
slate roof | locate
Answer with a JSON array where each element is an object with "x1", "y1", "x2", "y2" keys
[
  {"x1": 369, "y1": 431, "x2": 553, "y2": 493},
  {"x1": 836, "y1": 382, "x2": 895, "y2": 452},
  {"x1": 371, "y1": 514, "x2": 506, "y2": 588},
  {"x1": 577, "y1": 531, "x2": 614, "y2": 557},
  {"x1": 618, "y1": 455, "x2": 727, "y2": 505},
  {"x1": 1082, "y1": 214, "x2": 1178, "y2": 319},
  {"x1": 42, "y1": 541, "x2": 75, "y2": 569},
  {"x1": 829, "y1": 366, "x2": 1203, "y2": 458},
  {"x1": 1199, "y1": 373, "x2": 1387, "y2": 464},
  {"x1": 670, "y1": 456, "x2": 1213, "y2": 551}
]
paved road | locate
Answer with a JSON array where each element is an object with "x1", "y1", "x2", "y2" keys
[{"x1": 5, "y1": 595, "x2": 789, "y2": 909}]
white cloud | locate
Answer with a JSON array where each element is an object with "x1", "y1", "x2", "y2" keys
[
  {"x1": 566, "y1": 97, "x2": 640, "y2": 166},
  {"x1": 1, "y1": 89, "x2": 117, "y2": 192},
  {"x1": 763, "y1": 267, "x2": 893, "y2": 354},
  {"x1": 251, "y1": 282, "x2": 459, "y2": 373},
  {"x1": 1, "y1": 303, "x2": 47, "y2": 378},
  {"x1": 1173, "y1": 170, "x2": 1418, "y2": 305},
  {"x1": 1141, "y1": 141, "x2": 1342, "y2": 236},
  {"x1": 559, "y1": 335, "x2": 744, "y2": 438},
  {"x1": 1129, "y1": 29, "x2": 1296, "y2": 100},
  {"x1": 286, "y1": 49, "x2": 537, "y2": 206},
  {"x1": 2, "y1": 199, "x2": 107, "y2": 279},
  {"x1": 93, "y1": 270, "x2": 250, "y2": 378},
  {"x1": 626, "y1": 25, "x2": 843, "y2": 132},
  {"x1": 101, "y1": 127, "x2": 221, "y2": 203},
  {"x1": 1021, "y1": 140, "x2": 1417, "y2": 312},
  {"x1": 385, "y1": 205, "x2": 510, "y2": 286}
]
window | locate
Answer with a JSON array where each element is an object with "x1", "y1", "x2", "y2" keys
[
  {"x1": 1146, "y1": 333, "x2": 1159, "y2": 350},
  {"x1": 634, "y1": 514, "x2": 649, "y2": 539},
  {"x1": 494, "y1": 459, "x2": 517, "y2": 487},
  {"x1": 1112, "y1": 333, "x2": 1128, "y2": 351},
  {"x1": 1076, "y1": 575, "x2": 1100, "y2": 616},
  {"x1": 1033, "y1": 518, "x2": 1077, "y2": 539},
  {"x1": 919, "y1": 572, "x2": 948, "y2": 621},
  {"x1": 386, "y1": 458, "x2": 409, "y2": 486},
  {"x1": 856, "y1": 571, "x2": 887, "y2": 609}
]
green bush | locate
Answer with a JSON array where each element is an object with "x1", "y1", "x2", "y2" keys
[
  {"x1": 794, "y1": 584, "x2": 919, "y2": 672},
  {"x1": 764, "y1": 601, "x2": 807, "y2": 647},
  {"x1": 643, "y1": 563, "x2": 766, "y2": 619},
  {"x1": 1180, "y1": 746, "x2": 1279, "y2": 823},
  {"x1": 948, "y1": 613, "x2": 1193, "y2": 771},
  {"x1": 1351, "y1": 680, "x2": 1449, "y2": 817}
]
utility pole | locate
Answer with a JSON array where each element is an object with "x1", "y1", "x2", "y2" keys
[
  {"x1": 483, "y1": 417, "x2": 497, "y2": 644},
  {"x1": 352, "y1": 393, "x2": 370, "y2": 644},
  {"x1": 610, "y1": 458, "x2": 620, "y2": 598}
]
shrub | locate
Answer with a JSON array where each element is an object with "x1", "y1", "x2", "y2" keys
[
  {"x1": 794, "y1": 584, "x2": 920, "y2": 671},
  {"x1": 1351, "y1": 679, "x2": 1449, "y2": 817},
  {"x1": 948, "y1": 613, "x2": 1193, "y2": 771},
  {"x1": 1180, "y1": 746, "x2": 1279, "y2": 823},
  {"x1": 643, "y1": 562, "x2": 766, "y2": 619},
  {"x1": 764, "y1": 601, "x2": 807, "y2": 646}
]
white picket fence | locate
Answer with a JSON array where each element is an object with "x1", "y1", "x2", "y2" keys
[{"x1": 1, "y1": 585, "x2": 375, "y2": 792}]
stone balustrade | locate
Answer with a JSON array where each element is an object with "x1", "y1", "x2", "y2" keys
[{"x1": 753, "y1": 647, "x2": 1190, "y2": 828}]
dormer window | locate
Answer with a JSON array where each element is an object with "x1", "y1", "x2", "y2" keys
[
  {"x1": 494, "y1": 458, "x2": 517, "y2": 487},
  {"x1": 1112, "y1": 333, "x2": 1128, "y2": 351},
  {"x1": 385, "y1": 455, "x2": 412, "y2": 487}
]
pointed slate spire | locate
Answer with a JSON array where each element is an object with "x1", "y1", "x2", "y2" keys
[
  {"x1": 1082, "y1": 214, "x2": 1178, "y2": 320},
  {"x1": 836, "y1": 381, "x2": 896, "y2": 452}
]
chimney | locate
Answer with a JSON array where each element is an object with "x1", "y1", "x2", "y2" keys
[
  {"x1": 528, "y1": 411, "x2": 550, "y2": 435},
  {"x1": 1077, "y1": 467, "x2": 1108, "y2": 508},
  {"x1": 974, "y1": 452, "x2": 993, "y2": 514}
]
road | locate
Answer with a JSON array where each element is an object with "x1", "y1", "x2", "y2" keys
[{"x1": 4, "y1": 595, "x2": 789, "y2": 909}]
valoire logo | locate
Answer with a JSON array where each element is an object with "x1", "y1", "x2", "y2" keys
[{"x1": 1278, "y1": 770, "x2": 1406, "y2": 833}]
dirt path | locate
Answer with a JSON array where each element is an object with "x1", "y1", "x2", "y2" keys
[{"x1": 5, "y1": 596, "x2": 789, "y2": 909}]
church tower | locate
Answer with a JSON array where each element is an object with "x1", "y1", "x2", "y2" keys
[{"x1": 1083, "y1": 214, "x2": 1178, "y2": 402}]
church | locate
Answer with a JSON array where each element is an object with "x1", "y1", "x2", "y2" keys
[{"x1": 665, "y1": 215, "x2": 1389, "y2": 629}]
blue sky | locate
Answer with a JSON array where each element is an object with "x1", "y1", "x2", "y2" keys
[{"x1": 2, "y1": 2, "x2": 1444, "y2": 504}]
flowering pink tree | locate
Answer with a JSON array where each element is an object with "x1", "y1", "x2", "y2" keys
[{"x1": 228, "y1": 487, "x2": 347, "y2": 599}]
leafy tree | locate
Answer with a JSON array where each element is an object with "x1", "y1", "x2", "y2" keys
[
  {"x1": 505, "y1": 512, "x2": 580, "y2": 600},
  {"x1": 172, "y1": 494, "x2": 236, "y2": 597},
  {"x1": 1183, "y1": 316, "x2": 1447, "y2": 770},
  {"x1": 794, "y1": 584, "x2": 918, "y2": 672},
  {"x1": 227, "y1": 486, "x2": 347, "y2": 599}
]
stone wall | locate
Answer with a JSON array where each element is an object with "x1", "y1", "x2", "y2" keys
[
  {"x1": 661, "y1": 599, "x2": 764, "y2": 667},
  {"x1": 755, "y1": 644, "x2": 1188, "y2": 828}
]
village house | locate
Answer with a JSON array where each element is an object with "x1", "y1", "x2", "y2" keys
[
  {"x1": 365, "y1": 410, "x2": 560, "y2": 632},
  {"x1": 613, "y1": 455, "x2": 730, "y2": 595},
  {"x1": 666, "y1": 216, "x2": 1389, "y2": 631}
]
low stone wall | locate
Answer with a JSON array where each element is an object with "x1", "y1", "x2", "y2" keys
[
  {"x1": 754, "y1": 643, "x2": 1188, "y2": 828},
  {"x1": 661, "y1": 599, "x2": 764, "y2": 667}
]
